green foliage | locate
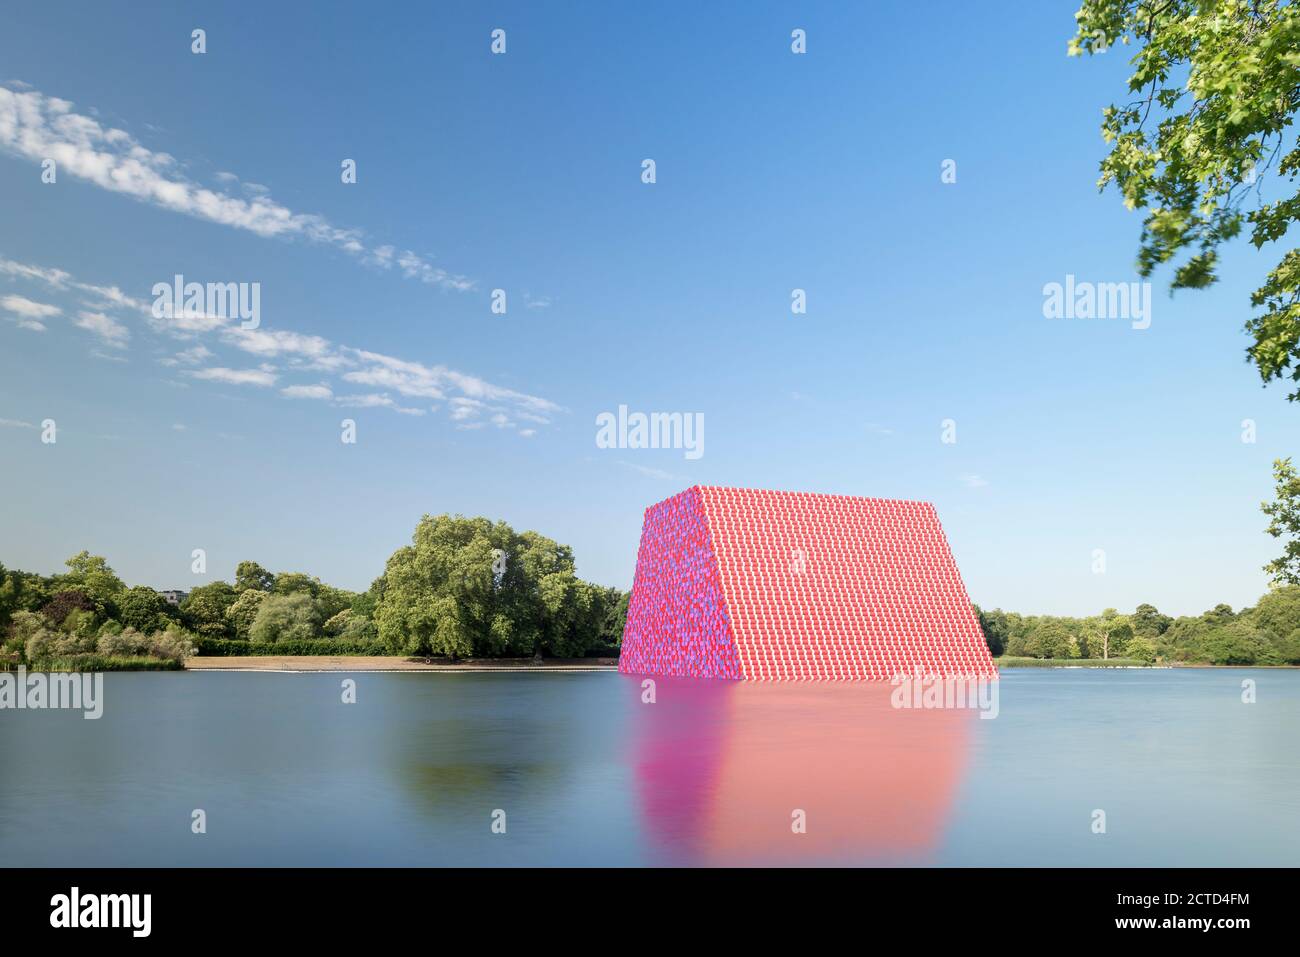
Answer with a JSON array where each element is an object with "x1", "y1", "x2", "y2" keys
[
  {"x1": 315, "y1": 584, "x2": 356, "y2": 621},
  {"x1": 1125, "y1": 635, "x2": 1158, "y2": 663},
  {"x1": 26, "y1": 627, "x2": 96, "y2": 662},
  {"x1": 1246, "y1": 583, "x2": 1300, "y2": 637},
  {"x1": 1131, "y1": 602, "x2": 1173, "y2": 637},
  {"x1": 147, "y1": 627, "x2": 197, "y2": 662},
  {"x1": 2, "y1": 532, "x2": 628, "y2": 665},
  {"x1": 1073, "y1": 0, "x2": 1300, "y2": 395},
  {"x1": 224, "y1": 589, "x2": 267, "y2": 640},
  {"x1": 234, "y1": 560, "x2": 275, "y2": 593},
  {"x1": 995, "y1": 656, "x2": 1147, "y2": 668},
  {"x1": 272, "y1": 572, "x2": 320, "y2": 598},
  {"x1": 374, "y1": 514, "x2": 617, "y2": 659},
  {"x1": 1241, "y1": 584, "x2": 1300, "y2": 662},
  {"x1": 1199, "y1": 620, "x2": 1275, "y2": 665},
  {"x1": 1023, "y1": 620, "x2": 1080, "y2": 659},
  {"x1": 323, "y1": 608, "x2": 378, "y2": 642},
  {"x1": 23, "y1": 656, "x2": 184, "y2": 672},
  {"x1": 1085, "y1": 610, "x2": 1133, "y2": 659},
  {"x1": 974, "y1": 605, "x2": 1010, "y2": 657},
  {"x1": 194, "y1": 637, "x2": 386, "y2": 656},
  {"x1": 96, "y1": 626, "x2": 151, "y2": 657},
  {"x1": 600, "y1": 587, "x2": 630, "y2": 647},
  {"x1": 60, "y1": 551, "x2": 126, "y2": 603},
  {"x1": 181, "y1": 581, "x2": 238, "y2": 639},
  {"x1": 7, "y1": 611, "x2": 195, "y2": 668},
  {"x1": 248, "y1": 592, "x2": 322, "y2": 643},
  {"x1": 0, "y1": 563, "x2": 51, "y2": 631},
  {"x1": 40, "y1": 588, "x2": 103, "y2": 629},
  {"x1": 1262, "y1": 457, "x2": 1300, "y2": 584},
  {"x1": 118, "y1": 586, "x2": 176, "y2": 634}
]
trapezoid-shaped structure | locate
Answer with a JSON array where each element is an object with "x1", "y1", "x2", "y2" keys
[{"x1": 618, "y1": 485, "x2": 996, "y2": 680}]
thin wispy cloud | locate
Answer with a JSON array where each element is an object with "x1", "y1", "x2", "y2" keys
[
  {"x1": 0, "y1": 417, "x2": 36, "y2": 429},
  {"x1": 619, "y1": 461, "x2": 687, "y2": 482},
  {"x1": 0, "y1": 293, "x2": 59, "y2": 331},
  {"x1": 0, "y1": 85, "x2": 474, "y2": 292},
  {"x1": 1, "y1": 254, "x2": 564, "y2": 430},
  {"x1": 336, "y1": 393, "x2": 397, "y2": 408},
  {"x1": 959, "y1": 473, "x2": 989, "y2": 489},
  {"x1": 1, "y1": 255, "x2": 147, "y2": 315},
  {"x1": 1, "y1": 294, "x2": 60, "y2": 318},
  {"x1": 222, "y1": 327, "x2": 339, "y2": 365},
  {"x1": 73, "y1": 309, "x2": 129, "y2": 348},
  {"x1": 187, "y1": 366, "x2": 278, "y2": 388},
  {"x1": 159, "y1": 345, "x2": 212, "y2": 367},
  {"x1": 281, "y1": 384, "x2": 333, "y2": 400}
]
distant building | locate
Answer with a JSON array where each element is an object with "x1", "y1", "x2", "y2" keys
[{"x1": 157, "y1": 589, "x2": 188, "y2": 607}]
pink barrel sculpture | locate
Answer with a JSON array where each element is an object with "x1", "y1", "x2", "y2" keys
[{"x1": 618, "y1": 486, "x2": 998, "y2": 681}]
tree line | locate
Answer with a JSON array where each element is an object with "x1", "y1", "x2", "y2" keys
[
  {"x1": 8, "y1": 512, "x2": 1300, "y2": 669},
  {"x1": 975, "y1": 591, "x2": 1300, "y2": 666},
  {"x1": 0, "y1": 514, "x2": 629, "y2": 668}
]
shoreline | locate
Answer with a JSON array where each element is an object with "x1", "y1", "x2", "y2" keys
[
  {"x1": 177, "y1": 656, "x2": 1300, "y2": 674},
  {"x1": 184, "y1": 655, "x2": 620, "y2": 673}
]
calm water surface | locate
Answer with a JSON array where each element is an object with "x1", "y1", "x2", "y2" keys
[{"x1": 2, "y1": 669, "x2": 1297, "y2": 865}]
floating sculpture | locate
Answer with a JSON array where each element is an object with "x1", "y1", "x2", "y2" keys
[{"x1": 618, "y1": 486, "x2": 997, "y2": 680}]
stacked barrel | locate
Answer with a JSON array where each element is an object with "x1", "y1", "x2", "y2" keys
[
  {"x1": 619, "y1": 485, "x2": 997, "y2": 681},
  {"x1": 617, "y1": 487, "x2": 742, "y2": 678}
]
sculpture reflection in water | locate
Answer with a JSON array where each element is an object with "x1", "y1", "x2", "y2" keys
[{"x1": 626, "y1": 675, "x2": 977, "y2": 865}]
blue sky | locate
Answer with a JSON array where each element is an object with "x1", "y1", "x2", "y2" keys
[{"x1": 0, "y1": 1, "x2": 1295, "y2": 617}]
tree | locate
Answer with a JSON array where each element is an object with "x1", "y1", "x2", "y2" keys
[
  {"x1": 1024, "y1": 620, "x2": 1079, "y2": 659},
  {"x1": 1205, "y1": 602, "x2": 1236, "y2": 624},
  {"x1": 234, "y1": 561, "x2": 275, "y2": 594},
  {"x1": 1160, "y1": 615, "x2": 1209, "y2": 661},
  {"x1": 973, "y1": 604, "x2": 1009, "y2": 657},
  {"x1": 118, "y1": 586, "x2": 175, "y2": 634},
  {"x1": 1262, "y1": 458, "x2": 1300, "y2": 583},
  {"x1": 1244, "y1": 584, "x2": 1300, "y2": 662},
  {"x1": 315, "y1": 584, "x2": 356, "y2": 621},
  {"x1": 3, "y1": 610, "x2": 46, "y2": 659},
  {"x1": 600, "y1": 588, "x2": 630, "y2": 648},
  {"x1": 181, "y1": 582, "x2": 238, "y2": 639},
  {"x1": 1072, "y1": 2, "x2": 1300, "y2": 393},
  {"x1": 1125, "y1": 635, "x2": 1158, "y2": 663},
  {"x1": 40, "y1": 588, "x2": 102, "y2": 629},
  {"x1": 248, "y1": 592, "x2": 321, "y2": 643},
  {"x1": 60, "y1": 551, "x2": 125, "y2": 603},
  {"x1": 273, "y1": 573, "x2": 320, "y2": 598},
  {"x1": 1200, "y1": 620, "x2": 1272, "y2": 665},
  {"x1": 374, "y1": 514, "x2": 608, "y2": 659},
  {"x1": 225, "y1": 589, "x2": 268, "y2": 639},
  {"x1": 0, "y1": 564, "x2": 50, "y2": 631},
  {"x1": 323, "y1": 608, "x2": 377, "y2": 641},
  {"x1": 1088, "y1": 611, "x2": 1133, "y2": 659},
  {"x1": 1131, "y1": 602, "x2": 1172, "y2": 637}
]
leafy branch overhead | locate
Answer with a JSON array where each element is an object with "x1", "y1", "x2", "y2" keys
[
  {"x1": 1262, "y1": 456, "x2": 1300, "y2": 584},
  {"x1": 1071, "y1": 0, "x2": 1300, "y2": 394}
]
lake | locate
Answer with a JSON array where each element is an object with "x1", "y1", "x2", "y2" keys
[{"x1": 2, "y1": 668, "x2": 1297, "y2": 866}]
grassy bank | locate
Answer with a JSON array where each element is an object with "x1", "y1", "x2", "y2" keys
[
  {"x1": 995, "y1": 656, "x2": 1151, "y2": 668},
  {"x1": 2, "y1": 655, "x2": 185, "y2": 672}
]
